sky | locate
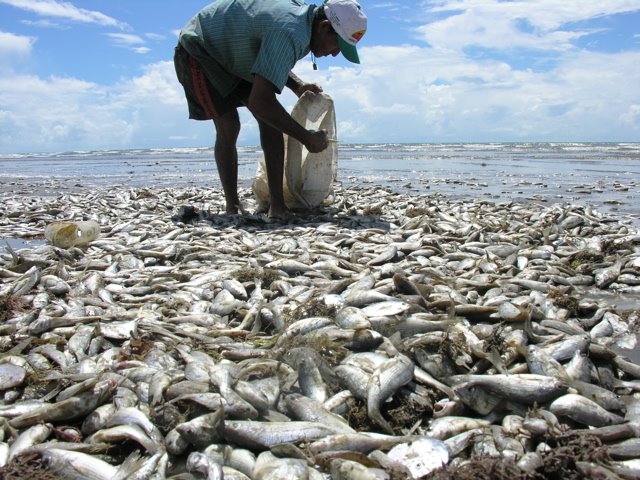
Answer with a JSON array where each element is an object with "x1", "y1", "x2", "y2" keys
[{"x1": 1, "y1": 0, "x2": 639, "y2": 154}]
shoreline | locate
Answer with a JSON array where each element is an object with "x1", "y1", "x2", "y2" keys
[
  {"x1": 1, "y1": 142, "x2": 639, "y2": 230},
  {"x1": 2, "y1": 172, "x2": 639, "y2": 227}
]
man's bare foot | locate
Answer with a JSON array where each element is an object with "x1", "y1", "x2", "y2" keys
[
  {"x1": 268, "y1": 206, "x2": 291, "y2": 220},
  {"x1": 225, "y1": 201, "x2": 243, "y2": 215}
]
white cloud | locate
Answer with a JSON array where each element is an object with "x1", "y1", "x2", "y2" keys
[
  {"x1": 106, "y1": 33, "x2": 151, "y2": 53},
  {"x1": 145, "y1": 33, "x2": 165, "y2": 42},
  {"x1": 0, "y1": 0, "x2": 127, "y2": 29},
  {"x1": 0, "y1": 74, "x2": 131, "y2": 150},
  {"x1": 1, "y1": 76, "x2": 86, "y2": 150},
  {"x1": 106, "y1": 33, "x2": 144, "y2": 46},
  {"x1": 621, "y1": 105, "x2": 640, "y2": 127},
  {"x1": 370, "y1": 2, "x2": 410, "y2": 13},
  {"x1": 105, "y1": 33, "x2": 167, "y2": 54},
  {"x1": 21, "y1": 18, "x2": 68, "y2": 28},
  {"x1": 418, "y1": 0, "x2": 640, "y2": 52},
  {"x1": 0, "y1": 61, "x2": 218, "y2": 152},
  {"x1": 0, "y1": 31, "x2": 36, "y2": 56},
  {"x1": 298, "y1": 43, "x2": 640, "y2": 142},
  {"x1": 1, "y1": 41, "x2": 638, "y2": 154},
  {"x1": 117, "y1": 61, "x2": 183, "y2": 106}
]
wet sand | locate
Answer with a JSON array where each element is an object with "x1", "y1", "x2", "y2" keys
[{"x1": 1, "y1": 143, "x2": 639, "y2": 228}]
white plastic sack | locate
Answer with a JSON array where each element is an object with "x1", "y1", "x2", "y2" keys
[{"x1": 252, "y1": 91, "x2": 338, "y2": 210}]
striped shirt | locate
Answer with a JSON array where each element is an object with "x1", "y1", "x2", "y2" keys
[{"x1": 179, "y1": 0, "x2": 317, "y2": 96}]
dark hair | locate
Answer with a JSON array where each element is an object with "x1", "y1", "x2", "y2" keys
[
  {"x1": 314, "y1": 6, "x2": 335, "y2": 33},
  {"x1": 319, "y1": 5, "x2": 329, "y2": 19}
]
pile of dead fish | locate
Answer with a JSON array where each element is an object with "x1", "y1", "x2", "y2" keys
[{"x1": 0, "y1": 185, "x2": 639, "y2": 479}]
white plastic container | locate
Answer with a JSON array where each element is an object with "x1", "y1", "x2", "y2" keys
[{"x1": 44, "y1": 220, "x2": 100, "y2": 248}]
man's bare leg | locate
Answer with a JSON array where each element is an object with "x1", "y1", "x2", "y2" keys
[
  {"x1": 213, "y1": 110, "x2": 241, "y2": 214},
  {"x1": 258, "y1": 119, "x2": 289, "y2": 219}
]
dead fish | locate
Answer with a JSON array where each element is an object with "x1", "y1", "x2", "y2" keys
[
  {"x1": 106, "y1": 406, "x2": 164, "y2": 444},
  {"x1": 0, "y1": 363, "x2": 27, "y2": 390},
  {"x1": 82, "y1": 403, "x2": 117, "y2": 435},
  {"x1": 335, "y1": 306, "x2": 371, "y2": 330},
  {"x1": 550, "y1": 393, "x2": 625, "y2": 427},
  {"x1": 8, "y1": 423, "x2": 53, "y2": 461},
  {"x1": 253, "y1": 451, "x2": 311, "y2": 480},
  {"x1": 568, "y1": 379, "x2": 626, "y2": 412},
  {"x1": 308, "y1": 432, "x2": 424, "y2": 455},
  {"x1": 40, "y1": 448, "x2": 119, "y2": 480},
  {"x1": 344, "y1": 289, "x2": 396, "y2": 308},
  {"x1": 11, "y1": 266, "x2": 41, "y2": 297},
  {"x1": 187, "y1": 451, "x2": 224, "y2": 479},
  {"x1": 87, "y1": 424, "x2": 160, "y2": 453},
  {"x1": 524, "y1": 345, "x2": 570, "y2": 381},
  {"x1": 274, "y1": 317, "x2": 333, "y2": 348},
  {"x1": 361, "y1": 300, "x2": 412, "y2": 317},
  {"x1": 41, "y1": 274, "x2": 71, "y2": 296},
  {"x1": 496, "y1": 301, "x2": 530, "y2": 322},
  {"x1": 298, "y1": 357, "x2": 329, "y2": 403},
  {"x1": 367, "y1": 354, "x2": 414, "y2": 434},
  {"x1": 223, "y1": 420, "x2": 342, "y2": 450},
  {"x1": 285, "y1": 393, "x2": 354, "y2": 434},
  {"x1": 222, "y1": 278, "x2": 248, "y2": 300},
  {"x1": 450, "y1": 374, "x2": 567, "y2": 405},
  {"x1": 426, "y1": 416, "x2": 491, "y2": 440},
  {"x1": 328, "y1": 458, "x2": 387, "y2": 480},
  {"x1": 2, "y1": 183, "x2": 640, "y2": 480},
  {"x1": 539, "y1": 335, "x2": 590, "y2": 362},
  {"x1": 335, "y1": 364, "x2": 371, "y2": 401},
  {"x1": 10, "y1": 379, "x2": 117, "y2": 428},
  {"x1": 606, "y1": 438, "x2": 640, "y2": 460},
  {"x1": 175, "y1": 410, "x2": 225, "y2": 449},
  {"x1": 98, "y1": 319, "x2": 138, "y2": 340},
  {"x1": 594, "y1": 260, "x2": 622, "y2": 289},
  {"x1": 367, "y1": 245, "x2": 398, "y2": 266},
  {"x1": 264, "y1": 259, "x2": 313, "y2": 275}
]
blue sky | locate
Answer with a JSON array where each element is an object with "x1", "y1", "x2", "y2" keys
[{"x1": 1, "y1": 0, "x2": 639, "y2": 153}]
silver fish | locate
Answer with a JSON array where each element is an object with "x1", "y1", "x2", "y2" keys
[
  {"x1": 223, "y1": 420, "x2": 342, "y2": 450},
  {"x1": 450, "y1": 374, "x2": 567, "y2": 405},
  {"x1": 550, "y1": 393, "x2": 625, "y2": 427},
  {"x1": 367, "y1": 354, "x2": 414, "y2": 434},
  {"x1": 285, "y1": 393, "x2": 354, "y2": 434},
  {"x1": 40, "y1": 448, "x2": 119, "y2": 480},
  {"x1": 175, "y1": 410, "x2": 225, "y2": 449}
]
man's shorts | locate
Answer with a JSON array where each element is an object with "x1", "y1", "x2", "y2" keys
[{"x1": 174, "y1": 44, "x2": 252, "y2": 120}]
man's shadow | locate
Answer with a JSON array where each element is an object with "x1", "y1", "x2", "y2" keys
[{"x1": 171, "y1": 204, "x2": 392, "y2": 233}]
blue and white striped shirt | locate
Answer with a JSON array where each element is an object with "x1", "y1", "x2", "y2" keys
[{"x1": 179, "y1": 0, "x2": 317, "y2": 95}]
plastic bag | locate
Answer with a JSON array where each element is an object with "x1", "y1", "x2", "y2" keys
[
  {"x1": 252, "y1": 91, "x2": 338, "y2": 210},
  {"x1": 44, "y1": 221, "x2": 100, "y2": 248}
]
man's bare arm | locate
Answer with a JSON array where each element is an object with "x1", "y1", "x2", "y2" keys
[
  {"x1": 286, "y1": 71, "x2": 323, "y2": 98},
  {"x1": 248, "y1": 75, "x2": 327, "y2": 152}
]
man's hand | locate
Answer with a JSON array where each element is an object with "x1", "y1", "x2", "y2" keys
[
  {"x1": 250, "y1": 76, "x2": 329, "y2": 153},
  {"x1": 296, "y1": 83, "x2": 323, "y2": 98},
  {"x1": 304, "y1": 129, "x2": 329, "y2": 153}
]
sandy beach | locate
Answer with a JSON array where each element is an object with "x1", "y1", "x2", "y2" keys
[
  {"x1": 0, "y1": 144, "x2": 639, "y2": 478},
  {"x1": 1, "y1": 0, "x2": 638, "y2": 470}
]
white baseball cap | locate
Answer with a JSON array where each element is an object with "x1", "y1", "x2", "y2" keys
[{"x1": 324, "y1": 0, "x2": 367, "y2": 64}]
